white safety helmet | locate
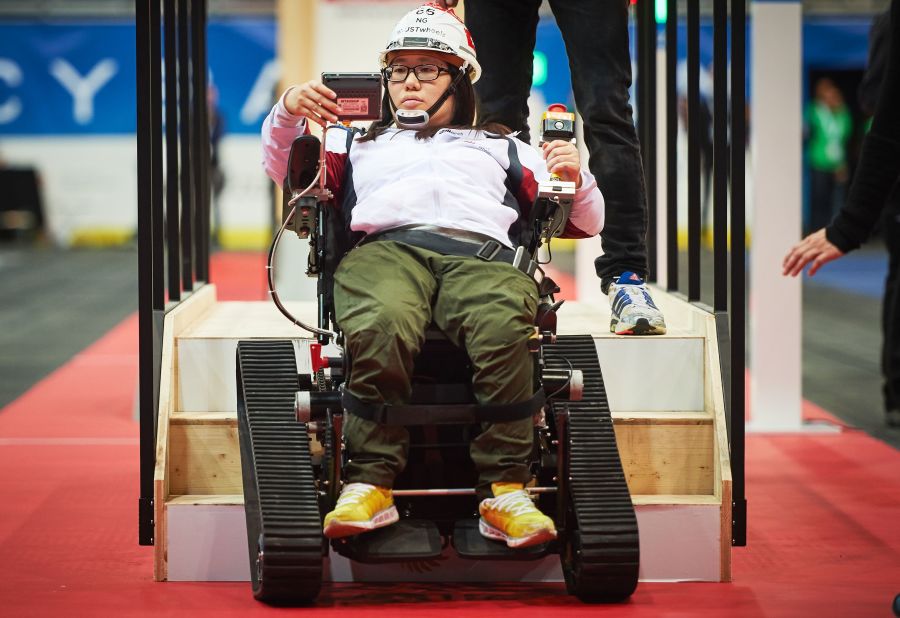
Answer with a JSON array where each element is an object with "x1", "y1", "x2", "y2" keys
[{"x1": 379, "y1": 3, "x2": 481, "y2": 84}]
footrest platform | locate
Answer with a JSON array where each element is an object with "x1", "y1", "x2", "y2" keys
[
  {"x1": 331, "y1": 519, "x2": 443, "y2": 563},
  {"x1": 452, "y1": 518, "x2": 551, "y2": 560}
]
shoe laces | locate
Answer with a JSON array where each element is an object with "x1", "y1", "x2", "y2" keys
[
  {"x1": 615, "y1": 282, "x2": 658, "y2": 311},
  {"x1": 336, "y1": 482, "x2": 377, "y2": 507},
  {"x1": 488, "y1": 489, "x2": 537, "y2": 517}
]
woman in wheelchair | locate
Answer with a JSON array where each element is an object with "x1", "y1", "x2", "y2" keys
[{"x1": 261, "y1": 3, "x2": 603, "y2": 549}]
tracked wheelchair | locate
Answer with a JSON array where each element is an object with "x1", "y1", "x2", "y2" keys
[{"x1": 235, "y1": 123, "x2": 640, "y2": 605}]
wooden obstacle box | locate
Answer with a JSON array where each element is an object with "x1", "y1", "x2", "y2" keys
[{"x1": 153, "y1": 285, "x2": 732, "y2": 583}]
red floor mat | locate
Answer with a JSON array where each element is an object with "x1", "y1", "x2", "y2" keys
[{"x1": 1, "y1": 253, "x2": 899, "y2": 616}]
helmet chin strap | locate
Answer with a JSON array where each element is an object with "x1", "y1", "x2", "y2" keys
[{"x1": 389, "y1": 66, "x2": 468, "y2": 130}]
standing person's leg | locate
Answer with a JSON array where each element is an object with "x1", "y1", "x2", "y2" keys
[
  {"x1": 808, "y1": 169, "x2": 834, "y2": 233},
  {"x1": 324, "y1": 241, "x2": 438, "y2": 539},
  {"x1": 882, "y1": 186, "x2": 900, "y2": 426},
  {"x1": 551, "y1": 0, "x2": 665, "y2": 335},
  {"x1": 465, "y1": 0, "x2": 542, "y2": 142},
  {"x1": 550, "y1": 0, "x2": 648, "y2": 287}
]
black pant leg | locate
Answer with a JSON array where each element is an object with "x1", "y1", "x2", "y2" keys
[
  {"x1": 465, "y1": 0, "x2": 542, "y2": 143},
  {"x1": 809, "y1": 169, "x2": 836, "y2": 233},
  {"x1": 549, "y1": 0, "x2": 649, "y2": 289},
  {"x1": 882, "y1": 183, "x2": 900, "y2": 411}
]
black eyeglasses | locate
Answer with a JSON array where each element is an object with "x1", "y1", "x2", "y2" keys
[{"x1": 382, "y1": 64, "x2": 453, "y2": 83}]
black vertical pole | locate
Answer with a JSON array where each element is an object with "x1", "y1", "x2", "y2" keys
[
  {"x1": 686, "y1": 0, "x2": 701, "y2": 302},
  {"x1": 178, "y1": 0, "x2": 195, "y2": 292},
  {"x1": 713, "y1": 0, "x2": 728, "y2": 311},
  {"x1": 164, "y1": 0, "x2": 180, "y2": 302},
  {"x1": 193, "y1": 0, "x2": 210, "y2": 282},
  {"x1": 138, "y1": 0, "x2": 165, "y2": 547},
  {"x1": 151, "y1": 0, "x2": 165, "y2": 310},
  {"x1": 730, "y1": 0, "x2": 748, "y2": 548},
  {"x1": 666, "y1": 0, "x2": 678, "y2": 292},
  {"x1": 637, "y1": 0, "x2": 657, "y2": 282},
  {"x1": 136, "y1": 0, "x2": 155, "y2": 548}
]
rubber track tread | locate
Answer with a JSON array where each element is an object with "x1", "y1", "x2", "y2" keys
[
  {"x1": 544, "y1": 335, "x2": 639, "y2": 601},
  {"x1": 237, "y1": 340, "x2": 323, "y2": 604}
]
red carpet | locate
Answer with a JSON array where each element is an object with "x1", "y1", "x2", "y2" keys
[{"x1": 1, "y1": 253, "x2": 899, "y2": 617}]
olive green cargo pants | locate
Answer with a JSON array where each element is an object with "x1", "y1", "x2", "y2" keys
[{"x1": 333, "y1": 240, "x2": 539, "y2": 496}]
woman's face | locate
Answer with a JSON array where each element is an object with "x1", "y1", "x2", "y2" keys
[{"x1": 385, "y1": 50, "x2": 459, "y2": 127}]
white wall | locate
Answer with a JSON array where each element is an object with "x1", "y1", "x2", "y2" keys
[
  {"x1": 2, "y1": 136, "x2": 137, "y2": 245},
  {"x1": 1, "y1": 134, "x2": 270, "y2": 248}
]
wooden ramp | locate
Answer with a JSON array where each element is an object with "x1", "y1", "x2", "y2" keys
[{"x1": 153, "y1": 285, "x2": 732, "y2": 583}]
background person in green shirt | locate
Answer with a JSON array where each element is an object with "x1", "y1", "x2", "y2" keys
[{"x1": 806, "y1": 78, "x2": 854, "y2": 233}]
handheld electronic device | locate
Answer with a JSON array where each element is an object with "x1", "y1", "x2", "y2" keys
[
  {"x1": 321, "y1": 72, "x2": 382, "y2": 121},
  {"x1": 537, "y1": 103, "x2": 577, "y2": 234},
  {"x1": 540, "y1": 103, "x2": 576, "y2": 142}
]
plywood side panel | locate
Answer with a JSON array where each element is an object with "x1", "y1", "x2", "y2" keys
[
  {"x1": 614, "y1": 423, "x2": 714, "y2": 495},
  {"x1": 168, "y1": 424, "x2": 242, "y2": 495},
  {"x1": 169, "y1": 419, "x2": 713, "y2": 497},
  {"x1": 154, "y1": 284, "x2": 218, "y2": 581}
]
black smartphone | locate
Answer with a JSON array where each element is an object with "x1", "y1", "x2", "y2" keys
[{"x1": 321, "y1": 72, "x2": 382, "y2": 121}]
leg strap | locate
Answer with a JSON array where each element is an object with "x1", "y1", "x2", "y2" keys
[{"x1": 342, "y1": 389, "x2": 546, "y2": 426}]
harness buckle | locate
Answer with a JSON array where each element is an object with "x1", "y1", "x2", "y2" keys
[{"x1": 475, "y1": 239, "x2": 502, "y2": 261}]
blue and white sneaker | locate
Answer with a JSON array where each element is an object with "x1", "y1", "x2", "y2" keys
[{"x1": 608, "y1": 272, "x2": 667, "y2": 335}]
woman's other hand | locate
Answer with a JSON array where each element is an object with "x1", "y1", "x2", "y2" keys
[
  {"x1": 284, "y1": 80, "x2": 341, "y2": 127},
  {"x1": 782, "y1": 228, "x2": 845, "y2": 277},
  {"x1": 542, "y1": 140, "x2": 583, "y2": 188}
]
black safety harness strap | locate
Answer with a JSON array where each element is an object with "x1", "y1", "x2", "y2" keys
[
  {"x1": 362, "y1": 227, "x2": 517, "y2": 264},
  {"x1": 342, "y1": 389, "x2": 546, "y2": 425}
]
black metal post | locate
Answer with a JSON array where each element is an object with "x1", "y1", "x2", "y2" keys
[
  {"x1": 730, "y1": 0, "x2": 748, "y2": 548},
  {"x1": 686, "y1": 0, "x2": 701, "y2": 302},
  {"x1": 136, "y1": 0, "x2": 153, "y2": 548},
  {"x1": 164, "y1": 0, "x2": 181, "y2": 302},
  {"x1": 665, "y1": 0, "x2": 678, "y2": 292},
  {"x1": 151, "y1": 2, "x2": 165, "y2": 310},
  {"x1": 637, "y1": 0, "x2": 657, "y2": 282},
  {"x1": 713, "y1": 0, "x2": 728, "y2": 311},
  {"x1": 193, "y1": 0, "x2": 210, "y2": 281},
  {"x1": 137, "y1": 0, "x2": 164, "y2": 547},
  {"x1": 178, "y1": 0, "x2": 195, "y2": 292}
]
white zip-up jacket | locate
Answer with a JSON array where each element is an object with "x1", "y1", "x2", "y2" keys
[{"x1": 262, "y1": 93, "x2": 604, "y2": 247}]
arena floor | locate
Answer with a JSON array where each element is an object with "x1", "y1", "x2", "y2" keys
[{"x1": 0, "y1": 244, "x2": 898, "y2": 615}]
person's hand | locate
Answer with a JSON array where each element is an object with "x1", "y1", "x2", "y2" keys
[
  {"x1": 433, "y1": 0, "x2": 459, "y2": 8},
  {"x1": 782, "y1": 228, "x2": 845, "y2": 277},
  {"x1": 542, "y1": 140, "x2": 583, "y2": 188},
  {"x1": 284, "y1": 80, "x2": 341, "y2": 127}
]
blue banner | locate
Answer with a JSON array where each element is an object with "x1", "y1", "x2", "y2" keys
[
  {"x1": 0, "y1": 22, "x2": 138, "y2": 134},
  {"x1": 0, "y1": 15, "x2": 882, "y2": 136},
  {"x1": 0, "y1": 19, "x2": 276, "y2": 135}
]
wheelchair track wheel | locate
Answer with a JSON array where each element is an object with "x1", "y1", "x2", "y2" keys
[
  {"x1": 544, "y1": 335, "x2": 640, "y2": 602},
  {"x1": 236, "y1": 340, "x2": 323, "y2": 605}
]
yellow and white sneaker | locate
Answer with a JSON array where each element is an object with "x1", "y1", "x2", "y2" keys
[
  {"x1": 478, "y1": 482, "x2": 557, "y2": 548},
  {"x1": 323, "y1": 482, "x2": 399, "y2": 539}
]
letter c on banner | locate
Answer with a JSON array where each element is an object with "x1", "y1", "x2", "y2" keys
[{"x1": 0, "y1": 58, "x2": 23, "y2": 124}]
